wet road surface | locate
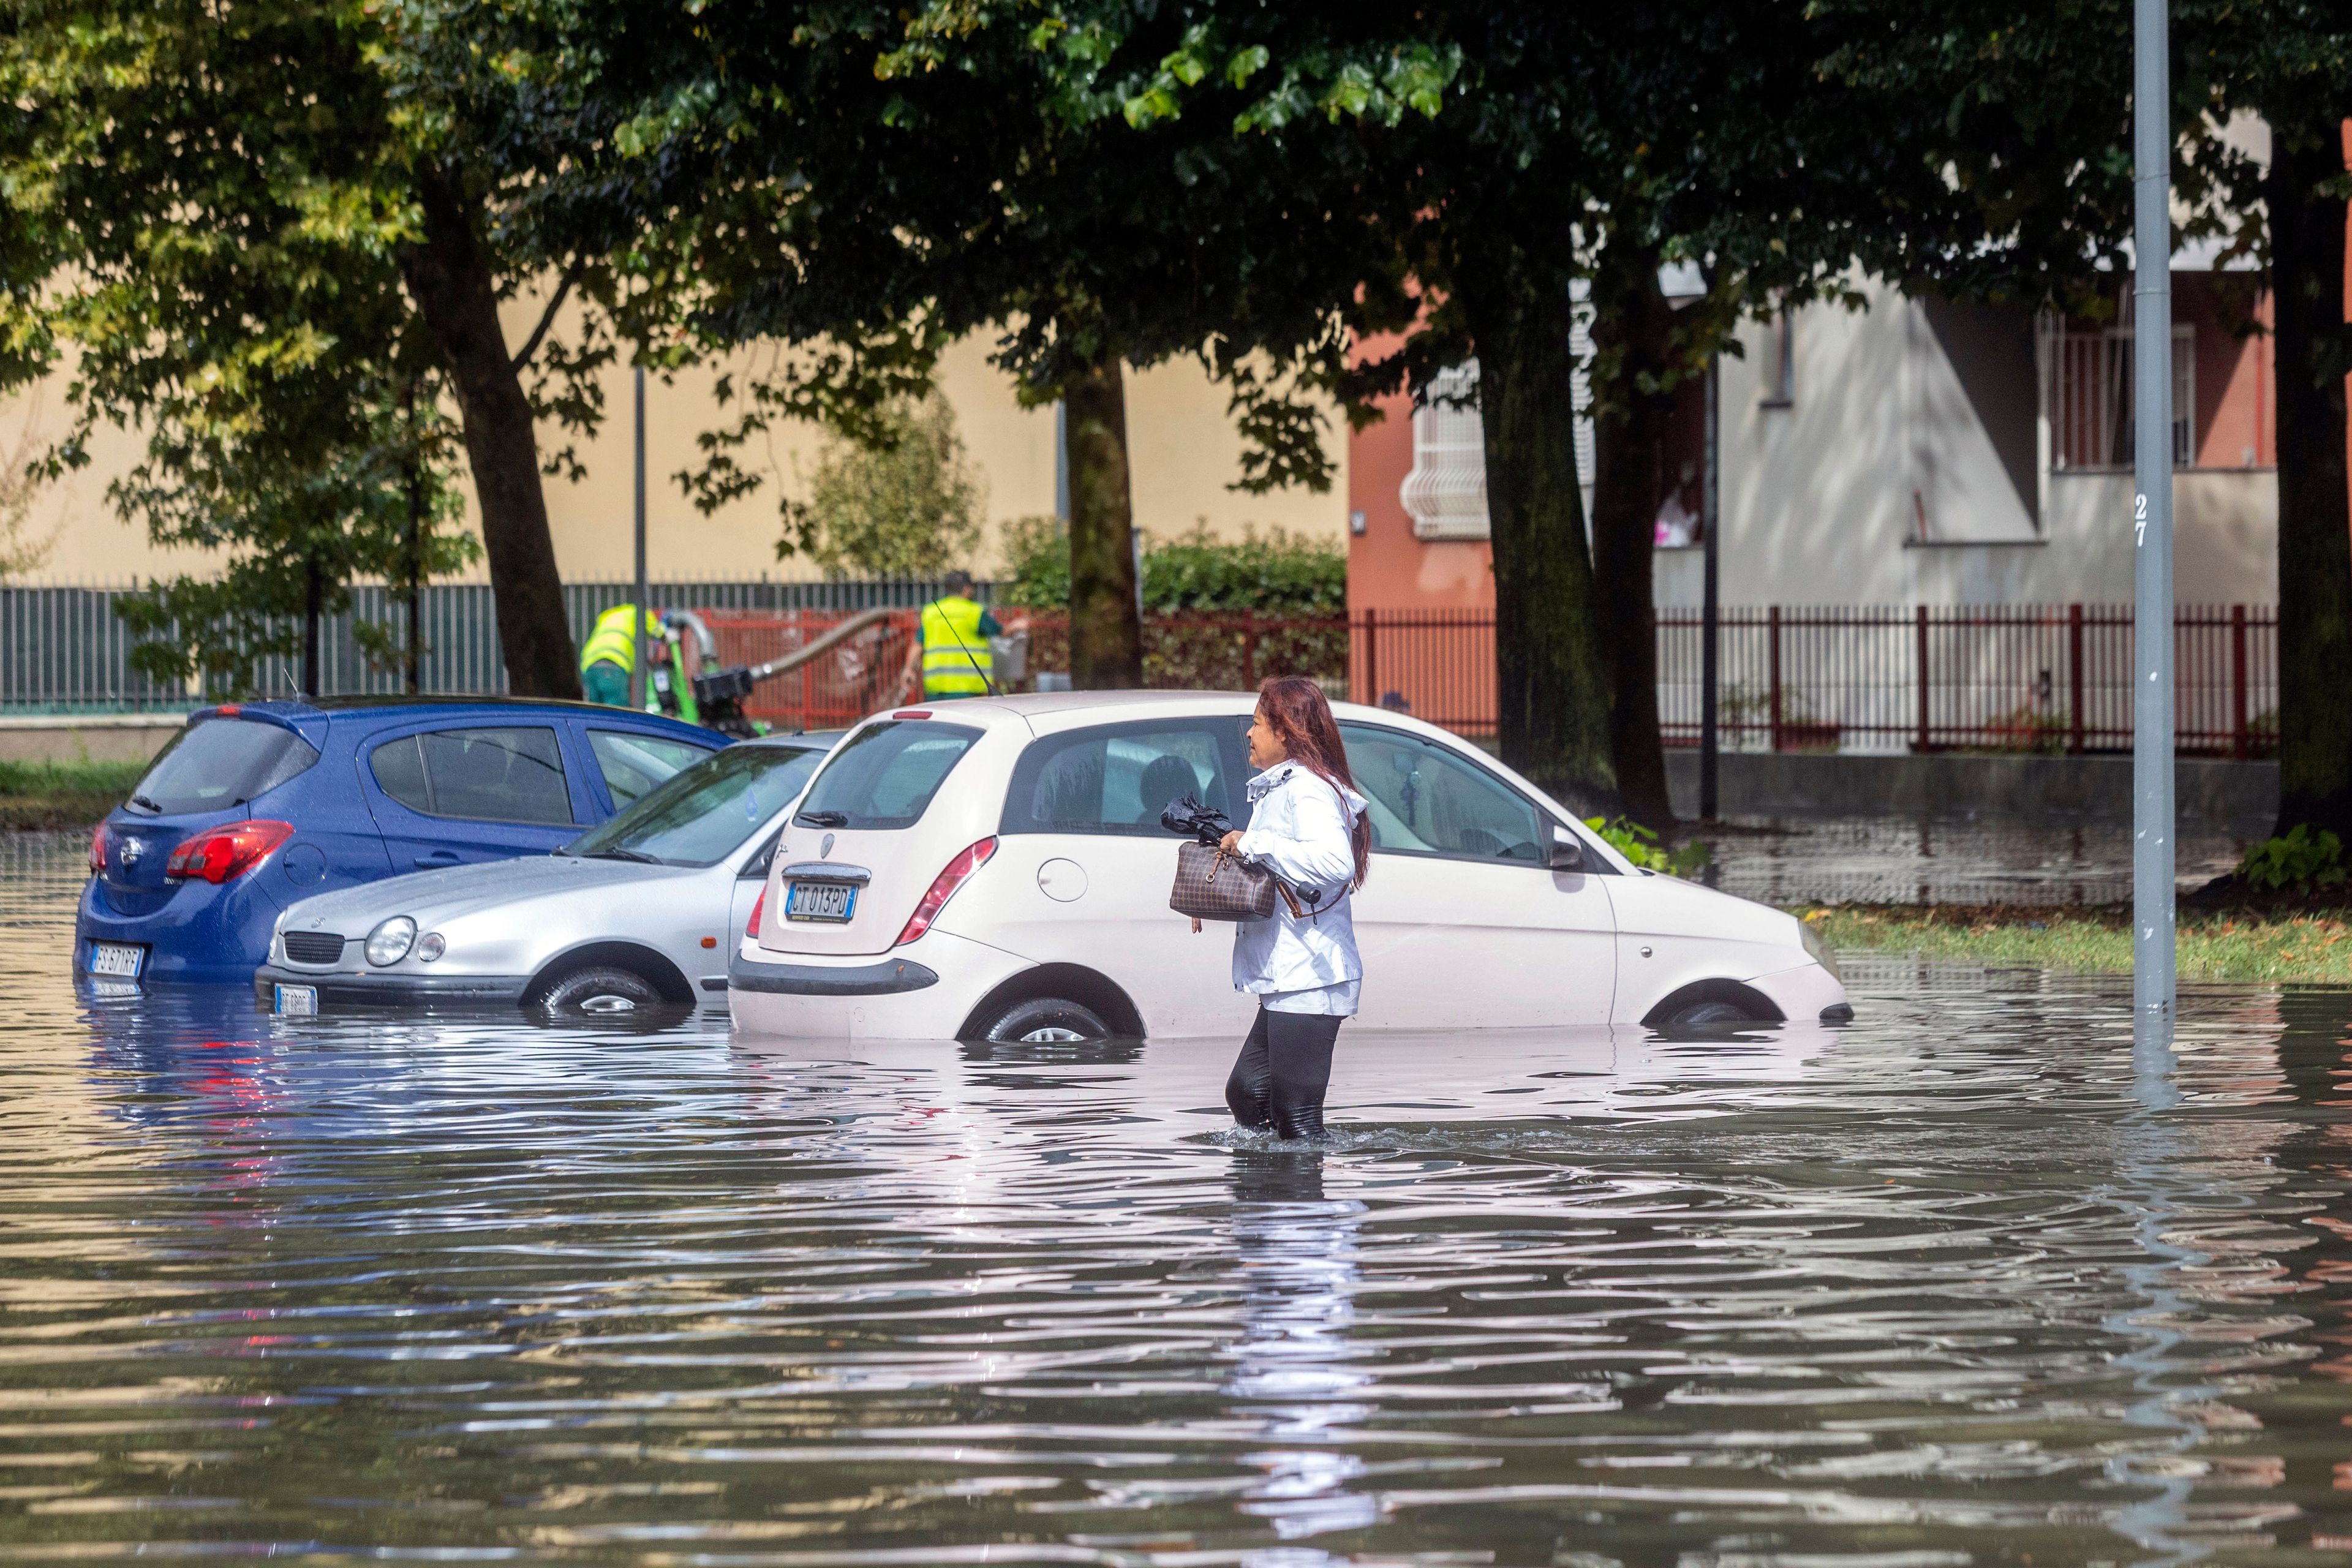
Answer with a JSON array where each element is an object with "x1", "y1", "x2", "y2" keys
[{"x1": 5, "y1": 831, "x2": 2352, "y2": 1564}]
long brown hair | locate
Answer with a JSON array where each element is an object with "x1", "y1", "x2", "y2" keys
[{"x1": 1256, "y1": 675, "x2": 1371, "y2": 889}]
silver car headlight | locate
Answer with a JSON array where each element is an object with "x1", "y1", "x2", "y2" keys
[
  {"x1": 364, "y1": 916, "x2": 417, "y2": 967},
  {"x1": 1799, "y1": 918, "x2": 1842, "y2": 984}
]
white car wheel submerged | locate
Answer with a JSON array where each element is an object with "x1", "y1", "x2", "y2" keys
[
  {"x1": 976, "y1": 997, "x2": 1112, "y2": 1045},
  {"x1": 1660, "y1": 999, "x2": 1755, "y2": 1028}
]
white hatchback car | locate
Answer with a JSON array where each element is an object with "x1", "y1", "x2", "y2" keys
[{"x1": 730, "y1": 693, "x2": 1847, "y2": 1042}]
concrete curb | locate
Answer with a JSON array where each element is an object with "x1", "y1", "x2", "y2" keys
[{"x1": 0, "y1": 712, "x2": 187, "y2": 764}]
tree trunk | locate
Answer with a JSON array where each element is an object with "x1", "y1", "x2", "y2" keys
[
  {"x1": 1064, "y1": 356, "x2": 1143, "y2": 689},
  {"x1": 396, "y1": 167, "x2": 579, "y2": 700},
  {"x1": 2267, "y1": 127, "x2": 2352, "y2": 840},
  {"x1": 1460, "y1": 256, "x2": 1616, "y2": 812},
  {"x1": 1588, "y1": 243, "x2": 1678, "y2": 829}
]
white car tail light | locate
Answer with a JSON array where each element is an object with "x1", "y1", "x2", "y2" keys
[
  {"x1": 745, "y1": 888, "x2": 766, "y2": 940},
  {"x1": 895, "y1": 837, "x2": 996, "y2": 948}
]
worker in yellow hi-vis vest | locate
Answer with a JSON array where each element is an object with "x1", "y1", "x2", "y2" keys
[
  {"x1": 579, "y1": 603, "x2": 667, "y2": 707},
  {"x1": 899, "y1": 571, "x2": 1028, "y2": 701}
]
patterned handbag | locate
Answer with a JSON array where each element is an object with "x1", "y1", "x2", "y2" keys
[{"x1": 1169, "y1": 840, "x2": 1304, "y2": 922}]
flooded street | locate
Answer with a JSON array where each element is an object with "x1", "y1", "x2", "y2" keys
[{"x1": 7, "y1": 831, "x2": 2352, "y2": 1564}]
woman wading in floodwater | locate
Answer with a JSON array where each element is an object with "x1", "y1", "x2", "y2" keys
[{"x1": 1217, "y1": 677, "x2": 1371, "y2": 1140}]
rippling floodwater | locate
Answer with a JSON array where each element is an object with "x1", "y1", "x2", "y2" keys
[{"x1": 9, "y1": 831, "x2": 2352, "y2": 1565}]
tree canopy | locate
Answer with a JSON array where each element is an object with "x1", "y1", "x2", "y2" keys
[
  {"x1": 0, "y1": 0, "x2": 753, "y2": 696},
  {"x1": 791, "y1": 394, "x2": 986, "y2": 578},
  {"x1": 426, "y1": 0, "x2": 1423, "y2": 685}
]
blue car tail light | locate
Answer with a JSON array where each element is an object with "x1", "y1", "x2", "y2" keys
[{"x1": 164, "y1": 820, "x2": 295, "y2": 884}]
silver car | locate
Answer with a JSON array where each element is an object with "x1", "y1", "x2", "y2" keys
[{"x1": 254, "y1": 733, "x2": 837, "y2": 1020}]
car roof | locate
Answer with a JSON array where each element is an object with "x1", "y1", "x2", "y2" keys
[
  {"x1": 742, "y1": 728, "x2": 845, "y2": 747},
  {"x1": 894, "y1": 689, "x2": 1435, "y2": 739},
  {"x1": 223, "y1": 694, "x2": 673, "y2": 717},
  {"x1": 887, "y1": 690, "x2": 1254, "y2": 731},
  {"x1": 187, "y1": 695, "x2": 728, "y2": 740}
]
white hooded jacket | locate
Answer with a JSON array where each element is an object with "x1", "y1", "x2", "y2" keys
[{"x1": 1230, "y1": 762, "x2": 1367, "y2": 1014}]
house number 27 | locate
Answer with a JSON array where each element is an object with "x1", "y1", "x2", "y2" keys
[{"x1": 2135, "y1": 492, "x2": 2147, "y2": 548}]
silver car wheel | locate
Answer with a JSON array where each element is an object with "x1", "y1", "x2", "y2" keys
[
  {"x1": 976, "y1": 996, "x2": 1114, "y2": 1045},
  {"x1": 535, "y1": 963, "x2": 666, "y2": 1023}
]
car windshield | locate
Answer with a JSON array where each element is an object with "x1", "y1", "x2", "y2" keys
[
  {"x1": 129, "y1": 717, "x2": 318, "y2": 815},
  {"x1": 793, "y1": 719, "x2": 982, "y2": 831},
  {"x1": 560, "y1": 743, "x2": 826, "y2": 867}
]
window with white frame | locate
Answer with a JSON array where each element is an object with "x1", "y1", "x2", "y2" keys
[
  {"x1": 1400, "y1": 364, "x2": 1489, "y2": 540},
  {"x1": 1399, "y1": 331, "x2": 1598, "y2": 542},
  {"x1": 2041, "y1": 319, "x2": 2195, "y2": 469}
]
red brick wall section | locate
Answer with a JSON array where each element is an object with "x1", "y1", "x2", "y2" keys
[{"x1": 1345, "y1": 330, "x2": 1496, "y2": 616}]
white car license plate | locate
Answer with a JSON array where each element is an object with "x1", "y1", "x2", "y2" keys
[
  {"x1": 87, "y1": 942, "x2": 144, "y2": 979},
  {"x1": 785, "y1": 880, "x2": 858, "y2": 922},
  {"x1": 273, "y1": 984, "x2": 318, "y2": 1017}
]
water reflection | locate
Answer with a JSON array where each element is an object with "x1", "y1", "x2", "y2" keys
[
  {"x1": 1223, "y1": 1152, "x2": 1374, "y2": 1543},
  {"x1": 6, "y1": 832, "x2": 2352, "y2": 1562}
]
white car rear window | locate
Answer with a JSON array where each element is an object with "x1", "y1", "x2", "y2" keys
[{"x1": 793, "y1": 720, "x2": 981, "y2": 831}]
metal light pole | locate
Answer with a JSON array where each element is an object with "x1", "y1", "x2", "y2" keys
[
  {"x1": 630, "y1": 364, "x2": 649, "y2": 712},
  {"x1": 1701, "y1": 354, "x2": 1721, "y2": 821},
  {"x1": 2132, "y1": 0, "x2": 2176, "y2": 1022}
]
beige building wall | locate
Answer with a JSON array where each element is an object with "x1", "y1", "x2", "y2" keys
[
  {"x1": 1651, "y1": 277, "x2": 2278, "y2": 611},
  {"x1": 4, "y1": 300, "x2": 1348, "y2": 587}
]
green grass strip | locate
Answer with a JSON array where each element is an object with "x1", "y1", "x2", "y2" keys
[
  {"x1": 1806, "y1": 904, "x2": 2352, "y2": 986},
  {"x1": 0, "y1": 759, "x2": 146, "y2": 831}
]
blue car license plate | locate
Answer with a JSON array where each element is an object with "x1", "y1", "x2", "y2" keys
[
  {"x1": 87, "y1": 941, "x2": 144, "y2": 979},
  {"x1": 785, "y1": 881, "x2": 858, "y2": 922}
]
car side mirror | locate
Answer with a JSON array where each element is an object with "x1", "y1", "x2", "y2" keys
[{"x1": 1548, "y1": 826, "x2": 1584, "y2": 871}]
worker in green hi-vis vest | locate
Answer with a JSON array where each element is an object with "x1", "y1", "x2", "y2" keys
[
  {"x1": 899, "y1": 571, "x2": 1028, "y2": 701},
  {"x1": 579, "y1": 603, "x2": 666, "y2": 707}
]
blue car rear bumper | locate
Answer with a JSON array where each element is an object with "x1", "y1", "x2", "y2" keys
[{"x1": 75, "y1": 875, "x2": 286, "y2": 986}]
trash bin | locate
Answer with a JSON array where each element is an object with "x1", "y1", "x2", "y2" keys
[{"x1": 989, "y1": 630, "x2": 1030, "y2": 687}]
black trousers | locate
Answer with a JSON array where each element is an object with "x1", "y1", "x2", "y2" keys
[{"x1": 1226, "y1": 1006, "x2": 1344, "y2": 1140}]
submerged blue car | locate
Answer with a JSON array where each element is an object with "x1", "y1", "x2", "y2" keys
[{"x1": 77, "y1": 696, "x2": 725, "y2": 986}]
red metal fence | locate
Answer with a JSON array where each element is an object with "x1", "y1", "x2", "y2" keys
[
  {"x1": 703, "y1": 608, "x2": 917, "y2": 730},
  {"x1": 709, "y1": 609, "x2": 1350, "y2": 726},
  {"x1": 701, "y1": 601, "x2": 2280, "y2": 758},
  {"x1": 1349, "y1": 608, "x2": 1499, "y2": 736}
]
